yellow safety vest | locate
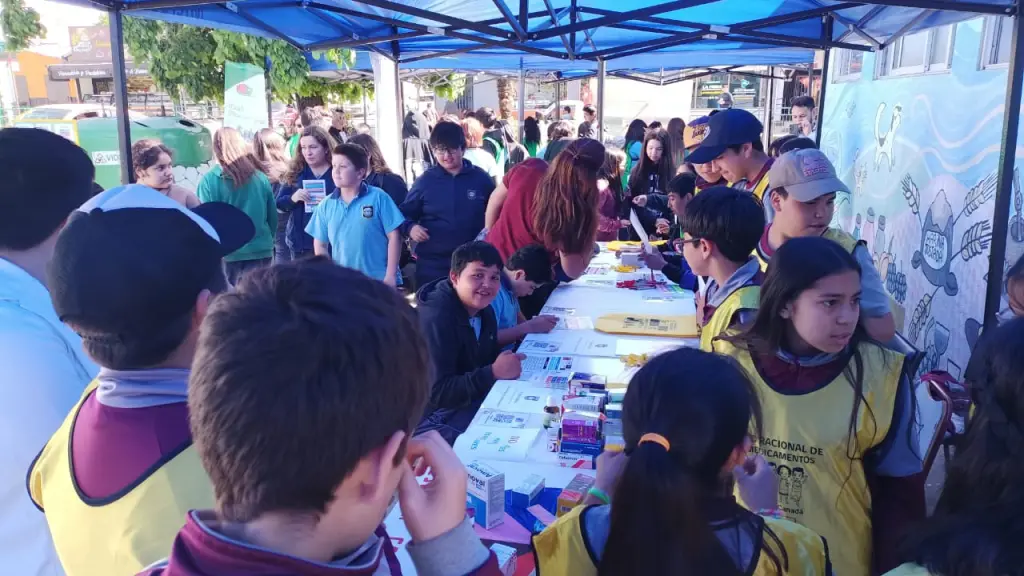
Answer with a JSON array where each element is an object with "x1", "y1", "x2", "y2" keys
[
  {"x1": 700, "y1": 284, "x2": 760, "y2": 353},
  {"x1": 533, "y1": 504, "x2": 832, "y2": 575},
  {"x1": 28, "y1": 381, "x2": 214, "y2": 576},
  {"x1": 718, "y1": 342, "x2": 904, "y2": 576},
  {"x1": 728, "y1": 161, "x2": 773, "y2": 202},
  {"x1": 756, "y1": 227, "x2": 862, "y2": 272}
]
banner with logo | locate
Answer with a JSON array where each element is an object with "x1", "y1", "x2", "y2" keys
[{"x1": 223, "y1": 61, "x2": 268, "y2": 142}]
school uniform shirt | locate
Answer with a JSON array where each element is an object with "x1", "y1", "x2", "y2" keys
[
  {"x1": 140, "y1": 515, "x2": 502, "y2": 576},
  {"x1": 401, "y1": 161, "x2": 494, "y2": 285},
  {"x1": 28, "y1": 369, "x2": 213, "y2": 576},
  {"x1": 534, "y1": 501, "x2": 832, "y2": 576},
  {"x1": 700, "y1": 258, "x2": 763, "y2": 352},
  {"x1": 414, "y1": 277, "x2": 500, "y2": 444},
  {"x1": 491, "y1": 273, "x2": 520, "y2": 352},
  {"x1": 305, "y1": 183, "x2": 405, "y2": 281},
  {"x1": 756, "y1": 225, "x2": 892, "y2": 318},
  {"x1": 196, "y1": 166, "x2": 277, "y2": 262},
  {"x1": 716, "y1": 342, "x2": 922, "y2": 576},
  {"x1": 276, "y1": 166, "x2": 336, "y2": 254},
  {"x1": 0, "y1": 258, "x2": 97, "y2": 576}
]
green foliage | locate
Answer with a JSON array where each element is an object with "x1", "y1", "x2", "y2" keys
[
  {"x1": 414, "y1": 72, "x2": 467, "y2": 101},
  {"x1": 120, "y1": 17, "x2": 365, "y2": 104},
  {"x1": 1, "y1": 0, "x2": 45, "y2": 52}
]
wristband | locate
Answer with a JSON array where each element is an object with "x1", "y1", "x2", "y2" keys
[
  {"x1": 587, "y1": 486, "x2": 611, "y2": 505},
  {"x1": 755, "y1": 508, "x2": 784, "y2": 519}
]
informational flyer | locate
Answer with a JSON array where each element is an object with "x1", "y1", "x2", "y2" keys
[
  {"x1": 629, "y1": 208, "x2": 652, "y2": 251},
  {"x1": 303, "y1": 179, "x2": 327, "y2": 213},
  {"x1": 481, "y1": 383, "x2": 553, "y2": 414},
  {"x1": 453, "y1": 427, "x2": 540, "y2": 462}
]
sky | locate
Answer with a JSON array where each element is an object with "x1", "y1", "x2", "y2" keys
[{"x1": 24, "y1": 0, "x2": 103, "y2": 57}]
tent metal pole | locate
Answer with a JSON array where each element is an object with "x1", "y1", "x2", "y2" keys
[
  {"x1": 108, "y1": 4, "x2": 133, "y2": 184},
  {"x1": 985, "y1": 11, "x2": 1024, "y2": 329},
  {"x1": 765, "y1": 66, "x2": 775, "y2": 147},
  {"x1": 518, "y1": 59, "x2": 526, "y2": 142},
  {"x1": 597, "y1": 58, "x2": 606, "y2": 142},
  {"x1": 815, "y1": 16, "x2": 833, "y2": 147},
  {"x1": 555, "y1": 76, "x2": 561, "y2": 123}
]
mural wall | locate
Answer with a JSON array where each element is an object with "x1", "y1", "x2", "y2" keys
[{"x1": 821, "y1": 17, "x2": 1023, "y2": 378}]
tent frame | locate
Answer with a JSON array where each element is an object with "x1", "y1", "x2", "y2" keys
[{"x1": 100, "y1": 0, "x2": 1022, "y2": 329}]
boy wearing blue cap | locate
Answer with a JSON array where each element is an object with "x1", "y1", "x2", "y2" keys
[{"x1": 686, "y1": 108, "x2": 774, "y2": 213}]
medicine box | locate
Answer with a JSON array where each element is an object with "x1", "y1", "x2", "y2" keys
[
  {"x1": 562, "y1": 394, "x2": 604, "y2": 413},
  {"x1": 621, "y1": 252, "x2": 641, "y2": 266},
  {"x1": 559, "y1": 439, "x2": 604, "y2": 456},
  {"x1": 604, "y1": 434, "x2": 626, "y2": 452},
  {"x1": 508, "y1": 474, "x2": 545, "y2": 508},
  {"x1": 604, "y1": 402, "x2": 622, "y2": 419},
  {"x1": 569, "y1": 372, "x2": 607, "y2": 390},
  {"x1": 603, "y1": 419, "x2": 623, "y2": 438},
  {"x1": 561, "y1": 413, "x2": 602, "y2": 444},
  {"x1": 490, "y1": 543, "x2": 517, "y2": 576},
  {"x1": 556, "y1": 451, "x2": 597, "y2": 469},
  {"x1": 557, "y1": 473, "x2": 596, "y2": 516},
  {"x1": 466, "y1": 461, "x2": 505, "y2": 529}
]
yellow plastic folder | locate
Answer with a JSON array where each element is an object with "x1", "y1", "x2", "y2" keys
[
  {"x1": 606, "y1": 240, "x2": 667, "y2": 251},
  {"x1": 595, "y1": 313, "x2": 699, "y2": 338}
]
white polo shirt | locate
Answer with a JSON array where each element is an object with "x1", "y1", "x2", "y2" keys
[{"x1": 0, "y1": 257, "x2": 97, "y2": 575}]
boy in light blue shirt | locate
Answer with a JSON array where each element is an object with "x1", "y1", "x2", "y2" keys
[
  {"x1": 493, "y1": 244, "x2": 558, "y2": 350},
  {"x1": 306, "y1": 143, "x2": 405, "y2": 285}
]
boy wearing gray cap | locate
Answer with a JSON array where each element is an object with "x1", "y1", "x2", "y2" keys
[{"x1": 755, "y1": 149, "x2": 896, "y2": 342}]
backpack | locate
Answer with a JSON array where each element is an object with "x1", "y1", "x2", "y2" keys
[{"x1": 483, "y1": 135, "x2": 507, "y2": 170}]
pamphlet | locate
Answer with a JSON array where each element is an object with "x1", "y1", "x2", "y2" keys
[
  {"x1": 303, "y1": 179, "x2": 327, "y2": 213},
  {"x1": 629, "y1": 208, "x2": 652, "y2": 252}
]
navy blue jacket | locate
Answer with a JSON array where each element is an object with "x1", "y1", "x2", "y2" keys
[
  {"x1": 400, "y1": 160, "x2": 495, "y2": 281},
  {"x1": 414, "y1": 277, "x2": 499, "y2": 444},
  {"x1": 276, "y1": 166, "x2": 334, "y2": 253}
]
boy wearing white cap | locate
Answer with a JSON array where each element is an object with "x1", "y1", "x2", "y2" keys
[{"x1": 755, "y1": 149, "x2": 896, "y2": 342}]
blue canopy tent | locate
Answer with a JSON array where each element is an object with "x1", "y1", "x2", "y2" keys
[{"x1": 61, "y1": 0, "x2": 1020, "y2": 327}]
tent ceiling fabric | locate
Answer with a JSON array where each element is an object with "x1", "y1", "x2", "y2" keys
[{"x1": 75, "y1": 0, "x2": 1016, "y2": 71}]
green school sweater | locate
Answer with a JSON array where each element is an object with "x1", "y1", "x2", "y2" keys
[{"x1": 196, "y1": 165, "x2": 277, "y2": 262}]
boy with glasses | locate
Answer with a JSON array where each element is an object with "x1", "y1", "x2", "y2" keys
[
  {"x1": 678, "y1": 186, "x2": 766, "y2": 352},
  {"x1": 400, "y1": 121, "x2": 495, "y2": 287}
]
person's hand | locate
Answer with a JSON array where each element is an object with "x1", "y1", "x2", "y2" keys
[
  {"x1": 291, "y1": 189, "x2": 311, "y2": 203},
  {"x1": 619, "y1": 219, "x2": 631, "y2": 229},
  {"x1": 732, "y1": 454, "x2": 779, "y2": 511},
  {"x1": 524, "y1": 315, "x2": 558, "y2": 334},
  {"x1": 632, "y1": 195, "x2": 648, "y2": 207},
  {"x1": 383, "y1": 273, "x2": 397, "y2": 288},
  {"x1": 655, "y1": 218, "x2": 670, "y2": 235},
  {"x1": 645, "y1": 249, "x2": 667, "y2": 271},
  {"x1": 398, "y1": 431, "x2": 468, "y2": 543},
  {"x1": 410, "y1": 224, "x2": 431, "y2": 243},
  {"x1": 595, "y1": 451, "x2": 628, "y2": 494},
  {"x1": 695, "y1": 287, "x2": 706, "y2": 322},
  {"x1": 672, "y1": 238, "x2": 684, "y2": 253},
  {"x1": 492, "y1": 351, "x2": 525, "y2": 380}
]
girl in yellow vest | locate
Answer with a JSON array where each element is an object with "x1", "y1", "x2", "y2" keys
[
  {"x1": 533, "y1": 347, "x2": 832, "y2": 575},
  {"x1": 888, "y1": 317, "x2": 1024, "y2": 576},
  {"x1": 718, "y1": 236, "x2": 924, "y2": 576}
]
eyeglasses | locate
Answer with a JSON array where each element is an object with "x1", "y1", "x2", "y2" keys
[
  {"x1": 682, "y1": 236, "x2": 704, "y2": 247},
  {"x1": 432, "y1": 147, "x2": 457, "y2": 158}
]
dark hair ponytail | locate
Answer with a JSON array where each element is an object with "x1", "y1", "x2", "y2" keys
[{"x1": 599, "y1": 348, "x2": 782, "y2": 575}]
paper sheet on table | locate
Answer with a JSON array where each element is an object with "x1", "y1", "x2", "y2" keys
[
  {"x1": 481, "y1": 383, "x2": 555, "y2": 414},
  {"x1": 473, "y1": 513, "x2": 533, "y2": 545},
  {"x1": 453, "y1": 427, "x2": 540, "y2": 461},
  {"x1": 520, "y1": 355, "x2": 575, "y2": 387},
  {"x1": 629, "y1": 208, "x2": 652, "y2": 251},
  {"x1": 614, "y1": 338, "x2": 686, "y2": 357}
]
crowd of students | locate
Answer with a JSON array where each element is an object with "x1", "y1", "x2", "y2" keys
[{"x1": 2, "y1": 92, "x2": 1023, "y2": 576}]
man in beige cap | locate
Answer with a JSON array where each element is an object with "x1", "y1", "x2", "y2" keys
[{"x1": 754, "y1": 148, "x2": 896, "y2": 342}]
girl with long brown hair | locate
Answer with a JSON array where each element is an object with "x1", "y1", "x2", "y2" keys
[
  {"x1": 276, "y1": 126, "x2": 337, "y2": 259},
  {"x1": 252, "y1": 128, "x2": 290, "y2": 263},
  {"x1": 196, "y1": 127, "x2": 277, "y2": 284},
  {"x1": 131, "y1": 139, "x2": 201, "y2": 208},
  {"x1": 348, "y1": 133, "x2": 408, "y2": 205}
]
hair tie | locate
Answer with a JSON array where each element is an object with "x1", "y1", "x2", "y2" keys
[{"x1": 639, "y1": 433, "x2": 671, "y2": 451}]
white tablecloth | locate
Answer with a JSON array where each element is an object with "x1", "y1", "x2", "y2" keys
[{"x1": 384, "y1": 245, "x2": 697, "y2": 573}]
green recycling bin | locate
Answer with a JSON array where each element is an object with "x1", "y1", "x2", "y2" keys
[
  {"x1": 76, "y1": 116, "x2": 214, "y2": 190},
  {"x1": 14, "y1": 112, "x2": 214, "y2": 191}
]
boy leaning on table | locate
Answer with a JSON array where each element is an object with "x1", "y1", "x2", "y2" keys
[
  {"x1": 494, "y1": 243, "x2": 559, "y2": 351},
  {"x1": 140, "y1": 257, "x2": 501, "y2": 576},
  {"x1": 677, "y1": 186, "x2": 766, "y2": 353},
  {"x1": 416, "y1": 241, "x2": 526, "y2": 444}
]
